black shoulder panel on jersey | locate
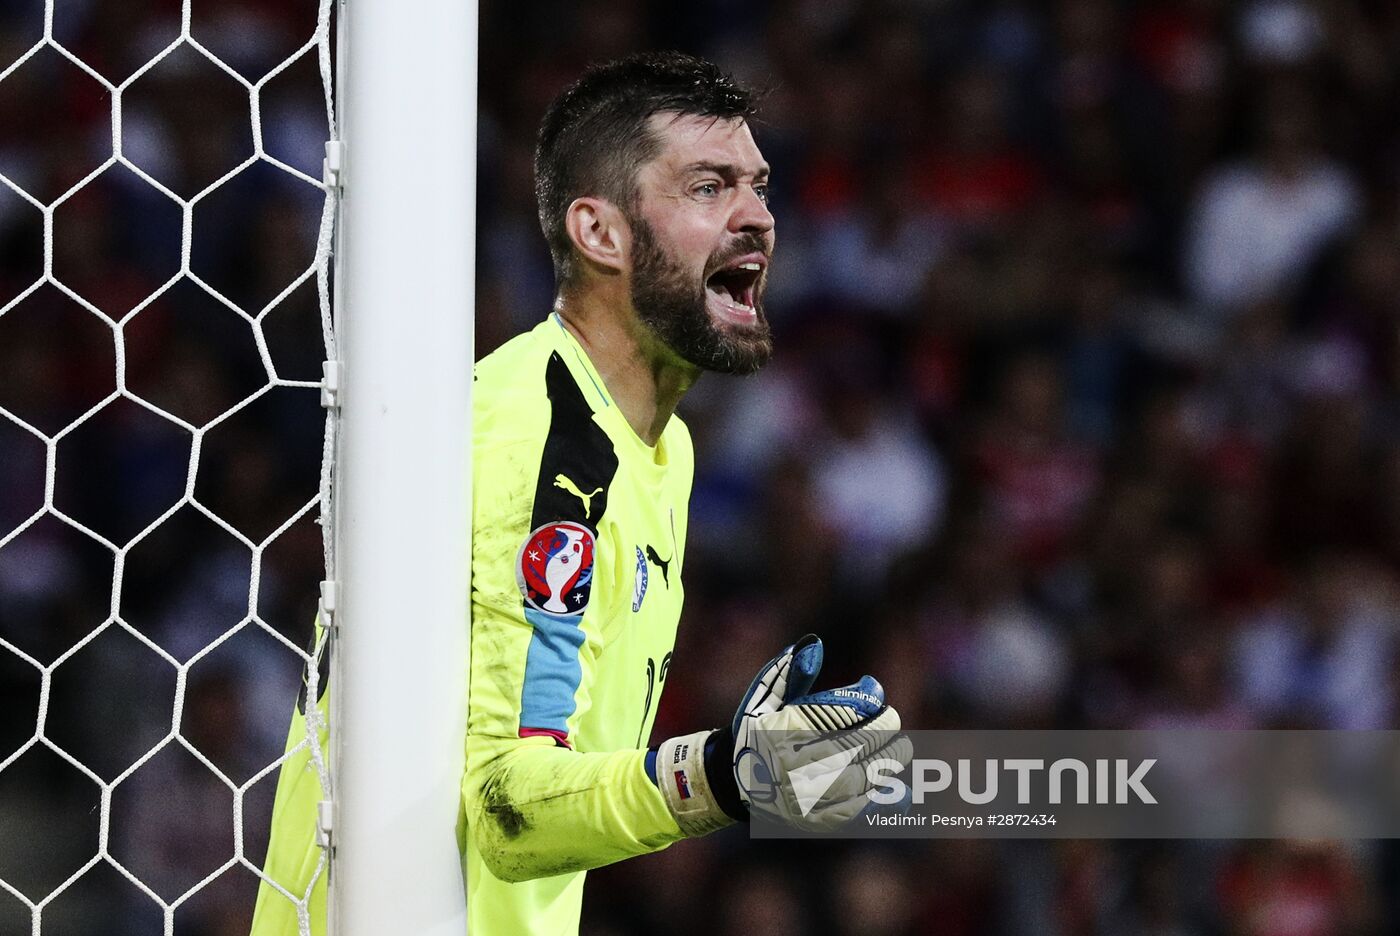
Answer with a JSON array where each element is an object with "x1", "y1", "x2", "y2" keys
[{"x1": 531, "y1": 351, "x2": 618, "y2": 529}]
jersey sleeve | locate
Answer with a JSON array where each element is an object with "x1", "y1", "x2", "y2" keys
[{"x1": 461, "y1": 352, "x2": 686, "y2": 884}]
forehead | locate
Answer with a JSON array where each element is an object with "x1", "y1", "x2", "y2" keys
[{"x1": 642, "y1": 112, "x2": 767, "y2": 177}]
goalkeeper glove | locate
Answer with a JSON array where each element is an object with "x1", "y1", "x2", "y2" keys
[{"x1": 654, "y1": 635, "x2": 906, "y2": 835}]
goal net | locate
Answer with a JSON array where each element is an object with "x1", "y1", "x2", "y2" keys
[{"x1": 0, "y1": 0, "x2": 338, "y2": 932}]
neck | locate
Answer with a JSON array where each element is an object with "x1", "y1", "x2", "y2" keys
[{"x1": 555, "y1": 289, "x2": 699, "y2": 446}]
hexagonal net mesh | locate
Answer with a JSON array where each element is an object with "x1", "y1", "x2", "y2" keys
[{"x1": 0, "y1": 1, "x2": 339, "y2": 933}]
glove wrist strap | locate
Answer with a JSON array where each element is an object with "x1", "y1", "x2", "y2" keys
[
  {"x1": 655, "y1": 730, "x2": 736, "y2": 836},
  {"x1": 703, "y1": 724, "x2": 747, "y2": 822}
]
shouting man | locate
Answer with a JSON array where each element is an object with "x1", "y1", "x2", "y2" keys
[{"x1": 253, "y1": 51, "x2": 900, "y2": 936}]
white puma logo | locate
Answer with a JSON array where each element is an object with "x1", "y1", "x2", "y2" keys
[{"x1": 554, "y1": 474, "x2": 603, "y2": 519}]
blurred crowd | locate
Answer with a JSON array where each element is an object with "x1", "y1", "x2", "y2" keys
[{"x1": 4, "y1": 0, "x2": 1400, "y2": 933}]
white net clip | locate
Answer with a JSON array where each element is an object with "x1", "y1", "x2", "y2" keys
[
  {"x1": 316, "y1": 800, "x2": 334, "y2": 850},
  {"x1": 322, "y1": 140, "x2": 345, "y2": 191},
  {"x1": 319, "y1": 579, "x2": 340, "y2": 631},
  {"x1": 321, "y1": 360, "x2": 342, "y2": 409}
]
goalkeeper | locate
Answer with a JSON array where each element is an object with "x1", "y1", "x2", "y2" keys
[{"x1": 252, "y1": 52, "x2": 903, "y2": 936}]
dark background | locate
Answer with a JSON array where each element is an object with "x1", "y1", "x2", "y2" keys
[{"x1": 5, "y1": 0, "x2": 1400, "y2": 933}]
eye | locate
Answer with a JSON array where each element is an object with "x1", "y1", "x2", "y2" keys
[
  {"x1": 754, "y1": 182, "x2": 770, "y2": 205},
  {"x1": 695, "y1": 181, "x2": 720, "y2": 197}
]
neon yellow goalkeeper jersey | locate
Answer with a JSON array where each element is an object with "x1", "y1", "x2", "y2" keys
[{"x1": 251, "y1": 314, "x2": 693, "y2": 936}]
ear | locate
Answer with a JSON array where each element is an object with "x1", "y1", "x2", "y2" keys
[{"x1": 564, "y1": 197, "x2": 629, "y2": 275}]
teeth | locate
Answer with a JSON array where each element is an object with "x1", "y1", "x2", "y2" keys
[
  {"x1": 713, "y1": 290, "x2": 754, "y2": 313},
  {"x1": 737, "y1": 262, "x2": 761, "y2": 271}
]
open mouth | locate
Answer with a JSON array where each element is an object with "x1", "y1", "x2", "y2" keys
[{"x1": 706, "y1": 257, "x2": 764, "y2": 318}]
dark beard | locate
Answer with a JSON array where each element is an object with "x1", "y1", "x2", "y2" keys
[{"x1": 629, "y1": 217, "x2": 773, "y2": 376}]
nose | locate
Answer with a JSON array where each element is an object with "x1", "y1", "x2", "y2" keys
[{"x1": 731, "y1": 183, "x2": 774, "y2": 235}]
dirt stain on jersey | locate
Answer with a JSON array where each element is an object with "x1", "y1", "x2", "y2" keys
[{"x1": 482, "y1": 774, "x2": 529, "y2": 840}]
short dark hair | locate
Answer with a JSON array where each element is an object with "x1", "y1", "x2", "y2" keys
[{"x1": 534, "y1": 51, "x2": 759, "y2": 287}]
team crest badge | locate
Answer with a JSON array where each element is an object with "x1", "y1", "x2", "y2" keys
[
  {"x1": 632, "y1": 545, "x2": 648, "y2": 612},
  {"x1": 517, "y1": 521, "x2": 596, "y2": 616}
]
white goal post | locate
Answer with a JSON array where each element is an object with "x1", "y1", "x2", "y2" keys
[{"x1": 329, "y1": 1, "x2": 475, "y2": 934}]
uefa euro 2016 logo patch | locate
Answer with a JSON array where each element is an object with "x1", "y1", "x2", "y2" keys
[{"x1": 517, "y1": 521, "x2": 596, "y2": 616}]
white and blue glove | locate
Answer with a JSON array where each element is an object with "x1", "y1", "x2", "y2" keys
[{"x1": 655, "y1": 635, "x2": 907, "y2": 834}]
